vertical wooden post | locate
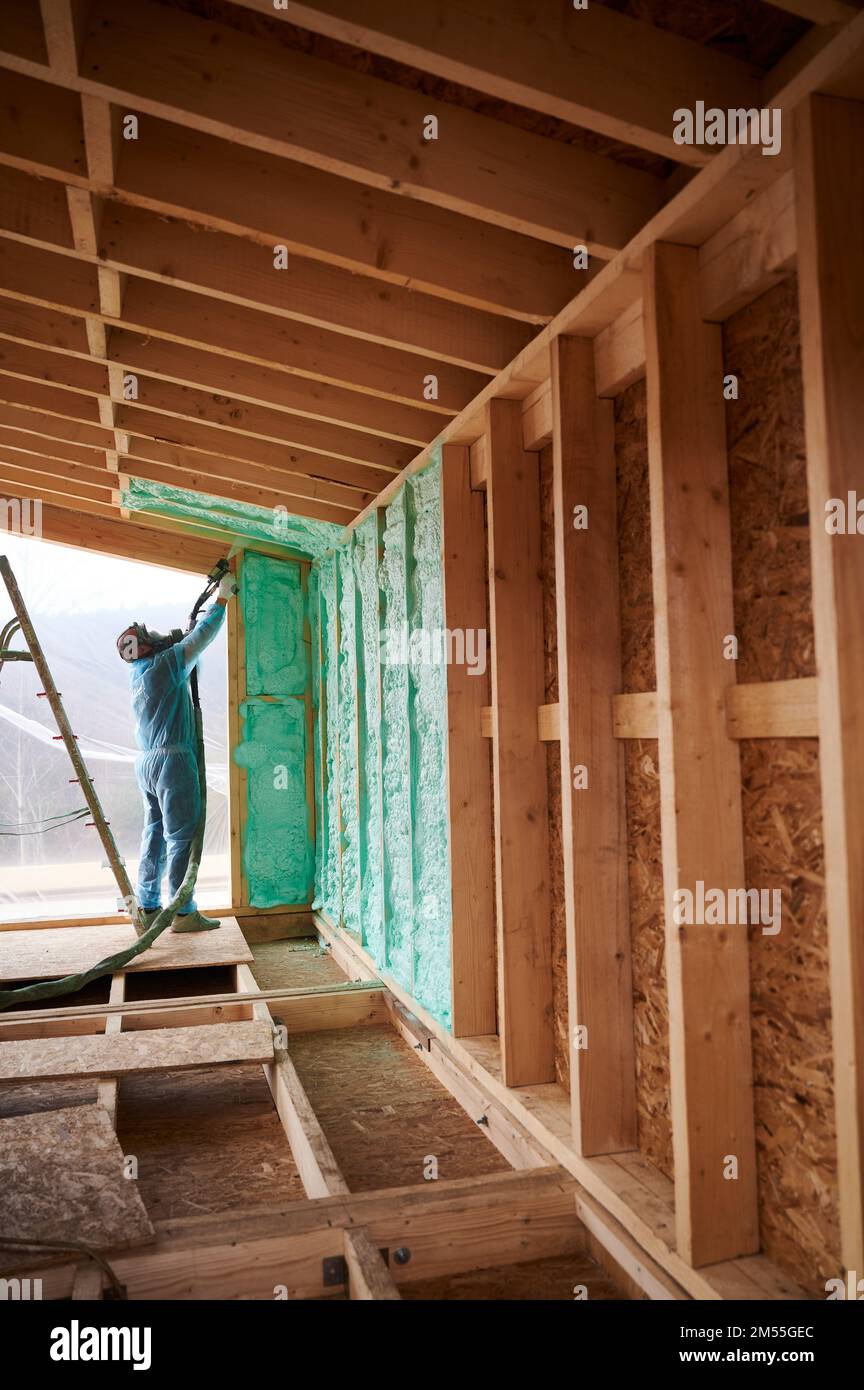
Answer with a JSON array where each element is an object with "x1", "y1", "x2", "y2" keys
[
  {"x1": 643, "y1": 241, "x2": 758, "y2": 1267},
  {"x1": 796, "y1": 93, "x2": 864, "y2": 1278},
  {"x1": 227, "y1": 553, "x2": 248, "y2": 909},
  {"x1": 441, "y1": 442, "x2": 496, "y2": 1037},
  {"x1": 486, "y1": 398, "x2": 554, "y2": 1086},
  {"x1": 550, "y1": 336, "x2": 637, "y2": 1154}
]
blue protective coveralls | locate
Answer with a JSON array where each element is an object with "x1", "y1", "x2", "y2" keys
[{"x1": 130, "y1": 603, "x2": 225, "y2": 915}]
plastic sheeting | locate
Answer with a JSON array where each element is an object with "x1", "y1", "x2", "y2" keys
[{"x1": 0, "y1": 534, "x2": 229, "y2": 922}]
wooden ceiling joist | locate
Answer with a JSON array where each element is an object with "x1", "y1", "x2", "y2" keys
[
  {"x1": 227, "y1": 0, "x2": 762, "y2": 165},
  {"x1": 1, "y1": 328, "x2": 447, "y2": 448},
  {"x1": 0, "y1": 423, "x2": 372, "y2": 520},
  {"x1": 0, "y1": 67, "x2": 578, "y2": 322},
  {"x1": 65, "y1": 0, "x2": 663, "y2": 258},
  {"x1": 0, "y1": 389, "x2": 388, "y2": 504},
  {"x1": 0, "y1": 369, "x2": 413, "y2": 473},
  {"x1": 0, "y1": 167, "x2": 535, "y2": 378},
  {"x1": 0, "y1": 234, "x2": 488, "y2": 416}
]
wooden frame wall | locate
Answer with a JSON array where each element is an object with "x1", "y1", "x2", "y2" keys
[
  {"x1": 346, "y1": 12, "x2": 864, "y2": 1291},
  {"x1": 226, "y1": 548, "x2": 316, "y2": 915},
  {"x1": 5, "y1": 0, "x2": 864, "y2": 1300}
]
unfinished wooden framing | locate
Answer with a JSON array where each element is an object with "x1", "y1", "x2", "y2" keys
[{"x1": 2, "y1": 0, "x2": 863, "y2": 1302}]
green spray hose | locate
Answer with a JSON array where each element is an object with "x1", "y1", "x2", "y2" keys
[{"x1": 0, "y1": 710, "x2": 207, "y2": 1010}]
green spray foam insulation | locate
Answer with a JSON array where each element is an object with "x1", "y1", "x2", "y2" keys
[
  {"x1": 234, "y1": 699, "x2": 312, "y2": 906},
  {"x1": 307, "y1": 564, "x2": 326, "y2": 903},
  {"x1": 311, "y1": 451, "x2": 452, "y2": 1027},
  {"x1": 121, "y1": 476, "x2": 341, "y2": 558},
  {"x1": 313, "y1": 553, "x2": 343, "y2": 925},
  {"x1": 352, "y1": 514, "x2": 385, "y2": 963},
  {"x1": 236, "y1": 552, "x2": 314, "y2": 907}
]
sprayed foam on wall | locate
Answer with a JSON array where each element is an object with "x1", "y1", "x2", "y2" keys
[
  {"x1": 121, "y1": 476, "x2": 341, "y2": 558},
  {"x1": 243, "y1": 551, "x2": 306, "y2": 696},
  {"x1": 336, "y1": 542, "x2": 361, "y2": 934},
  {"x1": 234, "y1": 698, "x2": 311, "y2": 906},
  {"x1": 311, "y1": 451, "x2": 452, "y2": 1027},
  {"x1": 237, "y1": 551, "x2": 313, "y2": 907},
  {"x1": 308, "y1": 564, "x2": 325, "y2": 903},
  {"x1": 406, "y1": 462, "x2": 452, "y2": 1022},
  {"x1": 315, "y1": 553, "x2": 343, "y2": 925},
  {"x1": 378, "y1": 485, "x2": 415, "y2": 993},
  {"x1": 353, "y1": 515, "x2": 385, "y2": 963}
]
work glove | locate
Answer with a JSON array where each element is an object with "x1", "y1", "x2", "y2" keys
[{"x1": 218, "y1": 572, "x2": 238, "y2": 601}]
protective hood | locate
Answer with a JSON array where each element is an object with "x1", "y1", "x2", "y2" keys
[{"x1": 116, "y1": 622, "x2": 184, "y2": 663}]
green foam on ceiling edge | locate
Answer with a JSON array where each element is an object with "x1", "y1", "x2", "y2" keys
[{"x1": 121, "y1": 476, "x2": 342, "y2": 559}]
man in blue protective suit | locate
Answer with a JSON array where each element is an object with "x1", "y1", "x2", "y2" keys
[{"x1": 115, "y1": 569, "x2": 237, "y2": 933}]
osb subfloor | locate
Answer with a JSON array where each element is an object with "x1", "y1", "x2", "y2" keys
[
  {"x1": 249, "y1": 937, "x2": 347, "y2": 990},
  {"x1": 0, "y1": 933, "x2": 610, "y2": 1297},
  {"x1": 403, "y1": 1252, "x2": 621, "y2": 1301},
  {"x1": 289, "y1": 1023, "x2": 512, "y2": 1191},
  {"x1": 117, "y1": 1063, "x2": 307, "y2": 1221}
]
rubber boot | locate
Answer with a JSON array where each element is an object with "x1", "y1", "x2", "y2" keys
[{"x1": 171, "y1": 909, "x2": 222, "y2": 934}]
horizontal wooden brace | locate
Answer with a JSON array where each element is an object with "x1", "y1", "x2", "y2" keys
[
  {"x1": 613, "y1": 678, "x2": 819, "y2": 740},
  {"x1": 479, "y1": 702, "x2": 559, "y2": 740},
  {"x1": 480, "y1": 680, "x2": 818, "y2": 745}
]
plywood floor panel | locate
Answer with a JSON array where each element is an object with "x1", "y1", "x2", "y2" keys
[
  {"x1": 0, "y1": 1020, "x2": 273, "y2": 1085},
  {"x1": 0, "y1": 1104, "x2": 154, "y2": 1271},
  {"x1": 0, "y1": 917, "x2": 252, "y2": 983}
]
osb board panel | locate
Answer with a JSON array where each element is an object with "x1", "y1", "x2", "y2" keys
[
  {"x1": 0, "y1": 1077, "x2": 96, "y2": 1120},
  {"x1": 723, "y1": 277, "x2": 839, "y2": 1297},
  {"x1": 0, "y1": 1104, "x2": 154, "y2": 1272},
  {"x1": 0, "y1": 917, "x2": 252, "y2": 983},
  {"x1": 288, "y1": 1025, "x2": 512, "y2": 1191},
  {"x1": 615, "y1": 380, "x2": 672, "y2": 1179},
  {"x1": 118, "y1": 1064, "x2": 308, "y2": 1221},
  {"x1": 250, "y1": 938, "x2": 348, "y2": 991},
  {"x1": 0, "y1": 1020, "x2": 274, "y2": 1085},
  {"x1": 402, "y1": 1251, "x2": 622, "y2": 1301},
  {"x1": 539, "y1": 444, "x2": 568, "y2": 1089}
]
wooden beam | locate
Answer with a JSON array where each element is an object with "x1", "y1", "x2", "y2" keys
[
  {"x1": 0, "y1": 164, "x2": 532, "y2": 376},
  {"x1": 485, "y1": 400, "x2": 553, "y2": 1086},
  {"x1": 795, "y1": 91, "x2": 864, "y2": 1277},
  {"x1": 764, "y1": 0, "x2": 860, "y2": 22},
  {"x1": 0, "y1": 320, "x2": 443, "y2": 448},
  {"x1": 26, "y1": 1167, "x2": 585, "y2": 1300},
  {"x1": 67, "y1": 0, "x2": 661, "y2": 258},
  {"x1": 612, "y1": 691, "x2": 659, "y2": 740},
  {"x1": 0, "y1": 60, "x2": 575, "y2": 323},
  {"x1": 550, "y1": 335, "x2": 636, "y2": 1155},
  {"x1": 643, "y1": 240, "x2": 758, "y2": 1267},
  {"x1": 725, "y1": 676, "x2": 819, "y2": 738},
  {"x1": 612, "y1": 682, "x2": 820, "y2": 741},
  {"x1": 341, "y1": 12, "x2": 864, "y2": 541},
  {"x1": 8, "y1": 497, "x2": 229, "y2": 571},
  {"x1": 440, "y1": 442, "x2": 495, "y2": 1037},
  {"x1": 230, "y1": 0, "x2": 761, "y2": 165},
  {"x1": 343, "y1": 1228, "x2": 401, "y2": 1301},
  {"x1": 0, "y1": 234, "x2": 487, "y2": 419},
  {"x1": 0, "y1": 440, "x2": 361, "y2": 527}
]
